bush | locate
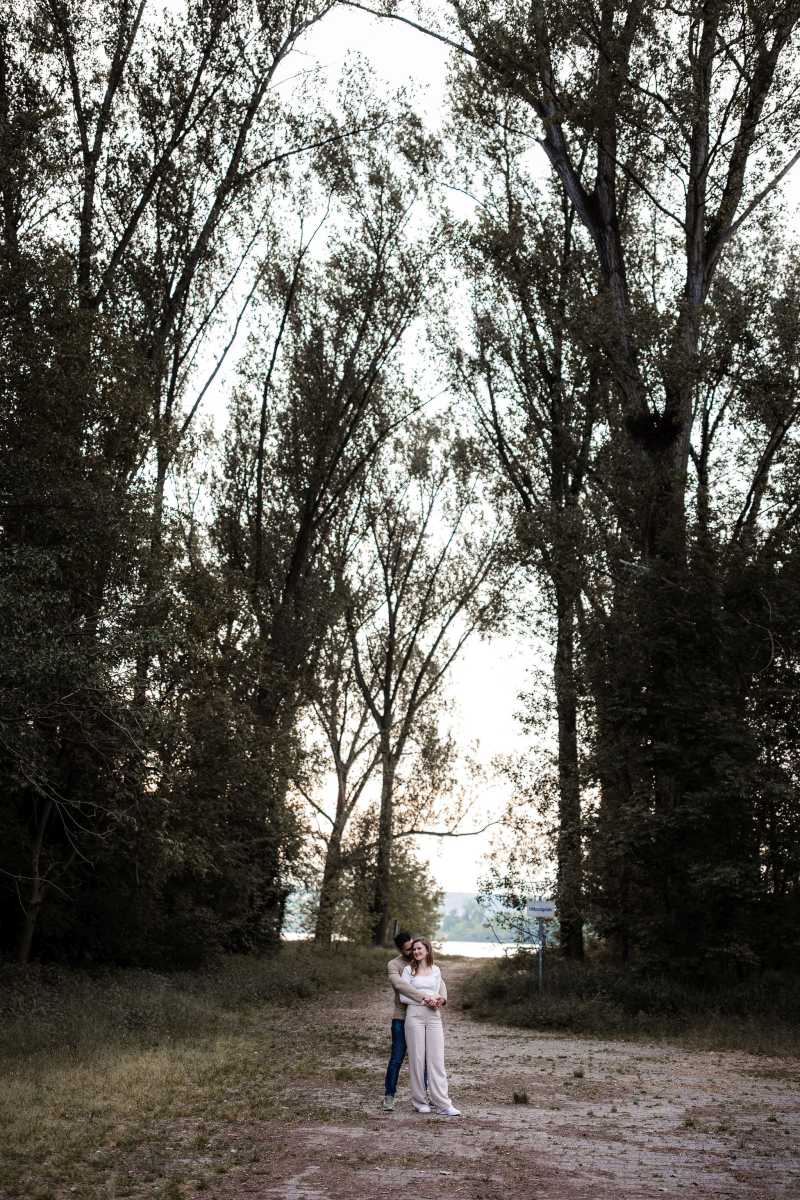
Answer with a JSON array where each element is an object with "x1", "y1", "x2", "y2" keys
[
  {"x1": 0, "y1": 942, "x2": 386, "y2": 1062},
  {"x1": 462, "y1": 952, "x2": 800, "y2": 1052}
]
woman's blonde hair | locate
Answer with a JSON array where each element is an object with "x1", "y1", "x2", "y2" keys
[{"x1": 409, "y1": 936, "x2": 434, "y2": 974}]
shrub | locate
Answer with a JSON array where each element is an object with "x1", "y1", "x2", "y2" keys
[
  {"x1": 0, "y1": 942, "x2": 386, "y2": 1062},
  {"x1": 462, "y1": 952, "x2": 800, "y2": 1052}
]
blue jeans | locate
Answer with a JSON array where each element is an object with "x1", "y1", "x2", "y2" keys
[{"x1": 384, "y1": 1018, "x2": 427, "y2": 1097}]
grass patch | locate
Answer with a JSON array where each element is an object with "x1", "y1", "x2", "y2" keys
[
  {"x1": 0, "y1": 943, "x2": 385, "y2": 1060},
  {"x1": 332, "y1": 1066, "x2": 367, "y2": 1082},
  {"x1": 462, "y1": 953, "x2": 800, "y2": 1055},
  {"x1": 0, "y1": 944, "x2": 386, "y2": 1199}
]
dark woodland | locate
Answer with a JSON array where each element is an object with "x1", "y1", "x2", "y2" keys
[{"x1": 2, "y1": 0, "x2": 800, "y2": 985}]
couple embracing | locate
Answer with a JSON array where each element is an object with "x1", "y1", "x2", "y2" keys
[{"x1": 383, "y1": 930, "x2": 461, "y2": 1117}]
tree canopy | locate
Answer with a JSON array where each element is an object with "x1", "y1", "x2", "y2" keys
[{"x1": 2, "y1": 0, "x2": 799, "y2": 971}]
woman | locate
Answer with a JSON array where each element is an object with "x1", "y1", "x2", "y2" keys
[{"x1": 399, "y1": 937, "x2": 461, "y2": 1116}]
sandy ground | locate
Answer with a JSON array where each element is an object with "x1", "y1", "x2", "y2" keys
[{"x1": 195, "y1": 960, "x2": 799, "y2": 1200}]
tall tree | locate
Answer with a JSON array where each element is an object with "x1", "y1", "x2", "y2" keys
[
  {"x1": 303, "y1": 613, "x2": 382, "y2": 945},
  {"x1": 215, "y1": 113, "x2": 442, "y2": 939},
  {"x1": 344, "y1": 0, "x2": 800, "y2": 966},
  {"x1": 0, "y1": 0, "x2": 367, "y2": 962},
  {"x1": 345, "y1": 420, "x2": 508, "y2": 944},
  {"x1": 446, "y1": 79, "x2": 602, "y2": 957}
]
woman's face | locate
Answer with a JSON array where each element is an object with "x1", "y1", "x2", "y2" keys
[{"x1": 412, "y1": 940, "x2": 428, "y2": 963}]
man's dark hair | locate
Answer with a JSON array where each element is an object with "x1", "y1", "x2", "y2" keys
[{"x1": 393, "y1": 930, "x2": 413, "y2": 950}]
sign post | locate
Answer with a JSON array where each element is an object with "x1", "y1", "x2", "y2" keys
[{"x1": 525, "y1": 898, "x2": 556, "y2": 993}]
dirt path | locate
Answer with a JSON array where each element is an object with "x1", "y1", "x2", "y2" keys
[{"x1": 198, "y1": 959, "x2": 799, "y2": 1200}]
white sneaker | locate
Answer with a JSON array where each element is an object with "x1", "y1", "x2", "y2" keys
[
  {"x1": 437, "y1": 1106, "x2": 461, "y2": 1116},
  {"x1": 412, "y1": 1102, "x2": 432, "y2": 1113},
  {"x1": 382, "y1": 1095, "x2": 395, "y2": 1111}
]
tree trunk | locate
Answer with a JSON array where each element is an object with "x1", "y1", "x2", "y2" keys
[
  {"x1": 17, "y1": 798, "x2": 53, "y2": 965},
  {"x1": 590, "y1": 689, "x2": 635, "y2": 963},
  {"x1": 370, "y1": 739, "x2": 395, "y2": 946},
  {"x1": 553, "y1": 584, "x2": 584, "y2": 959},
  {"x1": 135, "y1": 435, "x2": 169, "y2": 683},
  {"x1": 314, "y1": 800, "x2": 346, "y2": 945},
  {"x1": 251, "y1": 692, "x2": 299, "y2": 948}
]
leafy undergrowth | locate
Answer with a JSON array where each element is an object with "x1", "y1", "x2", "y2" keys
[
  {"x1": 462, "y1": 953, "x2": 800, "y2": 1056},
  {"x1": 0, "y1": 944, "x2": 386, "y2": 1200}
]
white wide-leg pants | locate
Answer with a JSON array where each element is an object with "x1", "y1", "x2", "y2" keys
[{"x1": 404, "y1": 1004, "x2": 454, "y2": 1111}]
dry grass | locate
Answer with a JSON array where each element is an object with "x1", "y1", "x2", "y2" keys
[{"x1": 0, "y1": 944, "x2": 386, "y2": 1200}]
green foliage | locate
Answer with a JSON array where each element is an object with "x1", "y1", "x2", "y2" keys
[
  {"x1": 446, "y1": 0, "x2": 800, "y2": 972},
  {"x1": 437, "y1": 899, "x2": 491, "y2": 941},
  {"x1": 0, "y1": 6, "x2": 442, "y2": 969},
  {"x1": 0, "y1": 943, "x2": 386, "y2": 1062},
  {"x1": 0, "y1": 0, "x2": 319, "y2": 965},
  {"x1": 313, "y1": 823, "x2": 445, "y2": 944},
  {"x1": 4, "y1": 0, "x2": 800, "y2": 985},
  {"x1": 463, "y1": 953, "x2": 800, "y2": 1054}
]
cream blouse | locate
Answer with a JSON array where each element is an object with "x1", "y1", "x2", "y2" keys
[{"x1": 399, "y1": 964, "x2": 442, "y2": 1004}]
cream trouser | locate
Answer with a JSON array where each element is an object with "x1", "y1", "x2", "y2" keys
[{"x1": 404, "y1": 1004, "x2": 453, "y2": 1111}]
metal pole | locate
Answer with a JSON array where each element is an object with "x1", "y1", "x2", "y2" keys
[{"x1": 537, "y1": 918, "x2": 546, "y2": 993}]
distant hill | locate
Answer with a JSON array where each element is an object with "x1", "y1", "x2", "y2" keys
[
  {"x1": 441, "y1": 891, "x2": 478, "y2": 913},
  {"x1": 436, "y1": 893, "x2": 495, "y2": 942}
]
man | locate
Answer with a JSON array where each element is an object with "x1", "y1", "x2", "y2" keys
[{"x1": 383, "y1": 929, "x2": 447, "y2": 1111}]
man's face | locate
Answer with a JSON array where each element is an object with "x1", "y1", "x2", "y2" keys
[{"x1": 401, "y1": 940, "x2": 414, "y2": 960}]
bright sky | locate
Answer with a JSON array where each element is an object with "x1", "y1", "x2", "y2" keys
[
  {"x1": 419, "y1": 633, "x2": 535, "y2": 892},
  {"x1": 297, "y1": 6, "x2": 450, "y2": 112}
]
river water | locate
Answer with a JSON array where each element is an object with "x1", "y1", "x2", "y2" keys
[
  {"x1": 437, "y1": 940, "x2": 536, "y2": 958},
  {"x1": 282, "y1": 933, "x2": 536, "y2": 958}
]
